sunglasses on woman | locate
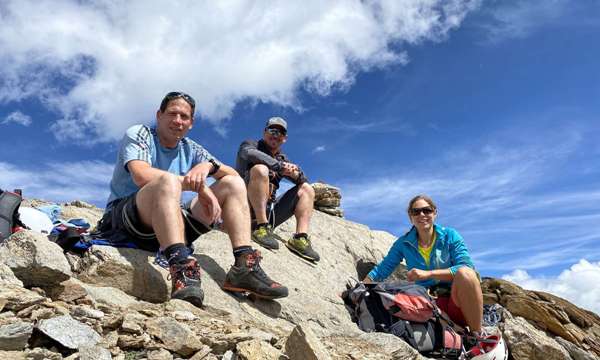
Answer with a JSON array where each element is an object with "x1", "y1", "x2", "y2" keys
[{"x1": 409, "y1": 207, "x2": 435, "y2": 216}]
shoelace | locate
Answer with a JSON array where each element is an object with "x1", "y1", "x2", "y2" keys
[
  {"x1": 168, "y1": 260, "x2": 201, "y2": 281},
  {"x1": 246, "y1": 251, "x2": 273, "y2": 283}
]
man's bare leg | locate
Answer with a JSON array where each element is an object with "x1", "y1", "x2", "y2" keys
[
  {"x1": 134, "y1": 173, "x2": 203, "y2": 305},
  {"x1": 294, "y1": 182, "x2": 315, "y2": 234},
  {"x1": 247, "y1": 164, "x2": 270, "y2": 225},
  {"x1": 135, "y1": 173, "x2": 185, "y2": 248},
  {"x1": 188, "y1": 175, "x2": 251, "y2": 248}
]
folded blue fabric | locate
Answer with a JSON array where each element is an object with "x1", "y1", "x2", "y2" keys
[{"x1": 37, "y1": 204, "x2": 62, "y2": 223}]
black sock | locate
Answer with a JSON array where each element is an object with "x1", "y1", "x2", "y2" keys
[
  {"x1": 294, "y1": 233, "x2": 308, "y2": 239},
  {"x1": 233, "y1": 245, "x2": 253, "y2": 258},
  {"x1": 256, "y1": 222, "x2": 269, "y2": 229},
  {"x1": 164, "y1": 243, "x2": 189, "y2": 266}
]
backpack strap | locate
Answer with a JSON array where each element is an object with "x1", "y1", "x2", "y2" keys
[{"x1": 0, "y1": 190, "x2": 22, "y2": 242}]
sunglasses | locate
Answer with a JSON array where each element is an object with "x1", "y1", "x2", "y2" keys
[
  {"x1": 266, "y1": 127, "x2": 286, "y2": 137},
  {"x1": 409, "y1": 207, "x2": 435, "y2": 216},
  {"x1": 161, "y1": 91, "x2": 196, "y2": 114}
]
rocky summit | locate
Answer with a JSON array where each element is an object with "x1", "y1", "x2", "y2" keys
[{"x1": 1, "y1": 191, "x2": 599, "y2": 359}]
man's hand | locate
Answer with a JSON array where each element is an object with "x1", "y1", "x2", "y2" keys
[
  {"x1": 197, "y1": 185, "x2": 222, "y2": 225},
  {"x1": 280, "y1": 162, "x2": 299, "y2": 178},
  {"x1": 182, "y1": 163, "x2": 212, "y2": 192},
  {"x1": 407, "y1": 269, "x2": 431, "y2": 282}
]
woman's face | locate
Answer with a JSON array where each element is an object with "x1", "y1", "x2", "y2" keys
[{"x1": 409, "y1": 199, "x2": 437, "y2": 232}]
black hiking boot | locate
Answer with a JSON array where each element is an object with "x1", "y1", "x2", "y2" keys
[
  {"x1": 286, "y1": 234, "x2": 320, "y2": 262},
  {"x1": 251, "y1": 224, "x2": 282, "y2": 250},
  {"x1": 222, "y1": 250, "x2": 288, "y2": 299},
  {"x1": 169, "y1": 258, "x2": 204, "y2": 307}
]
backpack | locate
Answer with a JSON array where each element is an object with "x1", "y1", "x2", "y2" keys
[
  {"x1": 342, "y1": 280, "x2": 464, "y2": 359},
  {"x1": 0, "y1": 189, "x2": 25, "y2": 243}
]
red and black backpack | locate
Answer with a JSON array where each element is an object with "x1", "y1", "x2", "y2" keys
[{"x1": 342, "y1": 280, "x2": 465, "y2": 359}]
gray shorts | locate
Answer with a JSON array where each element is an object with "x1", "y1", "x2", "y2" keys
[{"x1": 98, "y1": 193, "x2": 211, "y2": 252}]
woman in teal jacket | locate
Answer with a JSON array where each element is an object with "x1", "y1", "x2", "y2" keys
[{"x1": 364, "y1": 194, "x2": 483, "y2": 333}]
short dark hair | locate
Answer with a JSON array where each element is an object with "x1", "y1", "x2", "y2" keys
[{"x1": 159, "y1": 92, "x2": 196, "y2": 117}]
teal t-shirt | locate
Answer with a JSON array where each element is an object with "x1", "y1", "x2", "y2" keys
[{"x1": 106, "y1": 124, "x2": 220, "y2": 208}]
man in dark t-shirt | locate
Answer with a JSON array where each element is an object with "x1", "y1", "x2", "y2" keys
[{"x1": 236, "y1": 117, "x2": 320, "y2": 262}]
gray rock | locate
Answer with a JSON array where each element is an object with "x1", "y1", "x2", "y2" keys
[
  {"x1": 71, "y1": 305, "x2": 105, "y2": 320},
  {"x1": 237, "y1": 339, "x2": 283, "y2": 360},
  {"x1": 0, "y1": 321, "x2": 33, "y2": 351},
  {"x1": 284, "y1": 323, "x2": 331, "y2": 360},
  {"x1": 37, "y1": 315, "x2": 101, "y2": 350},
  {"x1": 0, "y1": 230, "x2": 72, "y2": 287},
  {"x1": 0, "y1": 350, "x2": 26, "y2": 359},
  {"x1": 0, "y1": 285, "x2": 45, "y2": 312},
  {"x1": 79, "y1": 283, "x2": 140, "y2": 309},
  {"x1": 221, "y1": 350, "x2": 235, "y2": 360},
  {"x1": 189, "y1": 345, "x2": 212, "y2": 360},
  {"x1": 75, "y1": 245, "x2": 170, "y2": 303},
  {"x1": 79, "y1": 345, "x2": 112, "y2": 360},
  {"x1": 145, "y1": 317, "x2": 203, "y2": 356},
  {"x1": 147, "y1": 348, "x2": 174, "y2": 360},
  {"x1": 190, "y1": 211, "x2": 395, "y2": 336},
  {"x1": 555, "y1": 337, "x2": 598, "y2": 360},
  {"x1": 0, "y1": 264, "x2": 23, "y2": 287},
  {"x1": 502, "y1": 316, "x2": 572, "y2": 360},
  {"x1": 25, "y1": 347, "x2": 62, "y2": 360}
]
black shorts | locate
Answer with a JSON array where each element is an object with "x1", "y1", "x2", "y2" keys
[
  {"x1": 251, "y1": 184, "x2": 301, "y2": 229},
  {"x1": 98, "y1": 193, "x2": 211, "y2": 252}
]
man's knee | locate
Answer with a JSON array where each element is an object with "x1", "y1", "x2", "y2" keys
[
  {"x1": 147, "y1": 173, "x2": 182, "y2": 198},
  {"x1": 249, "y1": 164, "x2": 269, "y2": 180},
  {"x1": 219, "y1": 175, "x2": 247, "y2": 195},
  {"x1": 298, "y1": 182, "x2": 315, "y2": 199}
]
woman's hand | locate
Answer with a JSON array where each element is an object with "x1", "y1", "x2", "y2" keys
[{"x1": 407, "y1": 269, "x2": 431, "y2": 282}]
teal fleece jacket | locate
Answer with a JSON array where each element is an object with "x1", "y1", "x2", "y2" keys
[{"x1": 367, "y1": 224, "x2": 475, "y2": 288}]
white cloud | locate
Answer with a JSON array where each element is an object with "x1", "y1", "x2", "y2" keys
[
  {"x1": 503, "y1": 259, "x2": 600, "y2": 315},
  {"x1": 0, "y1": 161, "x2": 113, "y2": 205},
  {"x1": 312, "y1": 145, "x2": 326, "y2": 153},
  {"x1": 2, "y1": 111, "x2": 32, "y2": 126},
  {"x1": 0, "y1": 0, "x2": 479, "y2": 142},
  {"x1": 479, "y1": 0, "x2": 568, "y2": 42}
]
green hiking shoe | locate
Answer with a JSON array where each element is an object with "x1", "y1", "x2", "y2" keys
[
  {"x1": 222, "y1": 250, "x2": 289, "y2": 299},
  {"x1": 251, "y1": 224, "x2": 281, "y2": 250},
  {"x1": 286, "y1": 234, "x2": 320, "y2": 262}
]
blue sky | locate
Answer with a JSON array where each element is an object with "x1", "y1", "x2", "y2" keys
[{"x1": 1, "y1": 1, "x2": 599, "y2": 312}]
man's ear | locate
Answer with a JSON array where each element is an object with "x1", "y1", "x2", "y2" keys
[{"x1": 281, "y1": 135, "x2": 288, "y2": 144}]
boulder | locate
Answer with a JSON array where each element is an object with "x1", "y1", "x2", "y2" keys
[
  {"x1": 145, "y1": 316, "x2": 204, "y2": 356},
  {"x1": 312, "y1": 183, "x2": 344, "y2": 218},
  {"x1": 0, "y1": 230, "x2": 72, "y2": 287},
  {"x1": 36, "y1": 315, "x2": 101, "y2": 350},
  {"x1": 0, "y1": 285, "x2": 45, "y2": 312},
  {"x1": 502, "y1": 316, "x2": 572, "y2": 360},
  {"x1": 78, "y1": 345, "x2": 112, "y2": 360},
  {"x1": 0, "y1": 320, "x2": 33, "y2": 351},
  {"x1": 0, "y1": 264, "x2": 23, "y2": 287},
  {"x1": 237, "y1": 339, "x2": 283, "y2": 360},
  {"x1": 284, "y1": 323, "x2": 331, "y2": 360},
  {"x1": 75, "y1": 245, "x2": 170, "y2": 303},
  {"x1": 190, "y1": 211, "x2": 395, "y2": 336}
]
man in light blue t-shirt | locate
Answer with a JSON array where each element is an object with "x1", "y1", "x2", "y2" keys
[{"x1": 99, "y1": 92, "x2": 288, "y2": 307}]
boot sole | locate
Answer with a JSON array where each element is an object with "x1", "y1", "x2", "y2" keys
[
  {"x1": 221, "y1": 284, "x2": 287, "y2": 300},
  {"x1": 285, "y1": 242, "x2": 319, "y2": 262}
]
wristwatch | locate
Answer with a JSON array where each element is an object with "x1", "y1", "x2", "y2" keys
[{"x1": 208, "y1": 159, "x2": 221, "y2": 176}]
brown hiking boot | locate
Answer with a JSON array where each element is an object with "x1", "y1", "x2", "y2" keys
[
  {"x1": 169, "y1": 258, "x2": 204, "y2": 307},
  {"x1": 222, "y1": 250, "x2": 288, "y2": 299}
]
